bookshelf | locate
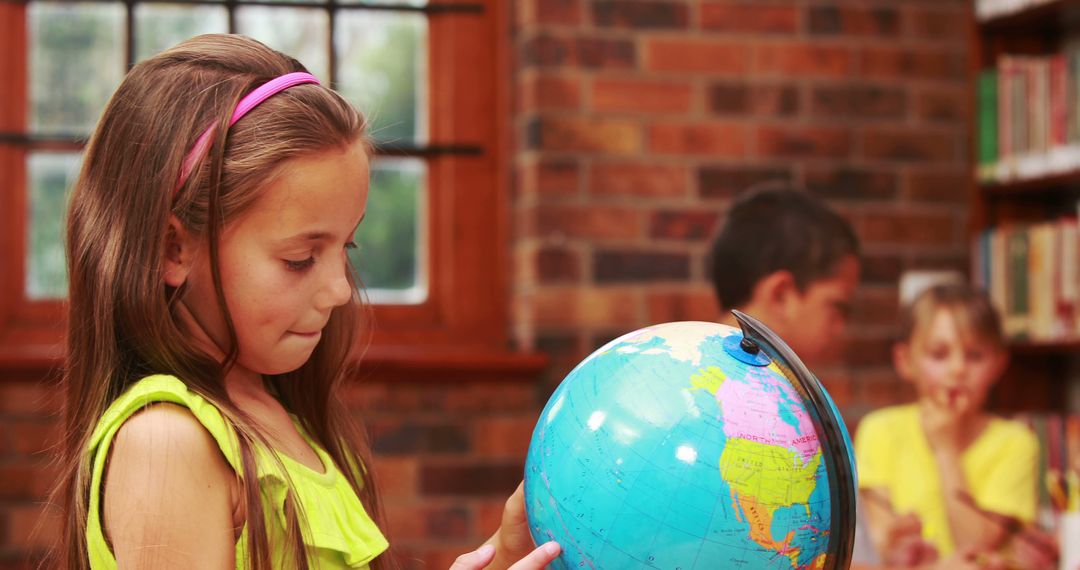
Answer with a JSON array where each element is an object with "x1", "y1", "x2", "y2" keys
[{"x1": 973, "y1": 0, "x2": 1080, "y2": 413}]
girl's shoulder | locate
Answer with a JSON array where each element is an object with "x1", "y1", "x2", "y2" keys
[
  {"x1": 88, "y1": 375, "x2": 244, "y2": 569},
  {"x1": 89, "y1": 374, "x2": 242, "y2": 471},
  {"x1": 984, "y1": 414, "x2": 1039, "y2": 452}
]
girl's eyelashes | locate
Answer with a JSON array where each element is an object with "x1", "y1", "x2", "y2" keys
[
  {"x1": 285, "y1": 256, "x2": 316, "y2": 272},
  {"x1": 285, "y1": 242, "x2": 356, "y2": 271}
]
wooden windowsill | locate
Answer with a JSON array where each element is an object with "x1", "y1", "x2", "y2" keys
[{"x1": 0, "y1": 342, "x2": 549, "y2": 383}]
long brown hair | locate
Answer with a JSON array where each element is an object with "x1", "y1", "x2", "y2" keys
[{"x1": 52, "y1": 34, "x2": 390, "y2": 569}]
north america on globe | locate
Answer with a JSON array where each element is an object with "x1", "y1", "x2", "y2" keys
[{"x1": 525, "y1": 321, "x2": 840, "y2": 570}]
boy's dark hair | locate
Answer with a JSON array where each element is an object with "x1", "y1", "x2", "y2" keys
[{"x1": 708, "y1": 184, "x2": 860, "y2": 310}]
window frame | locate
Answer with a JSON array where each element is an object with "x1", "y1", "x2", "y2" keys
[{"x1": 0, "y1": 0, "x2": 512, "y2": 369}]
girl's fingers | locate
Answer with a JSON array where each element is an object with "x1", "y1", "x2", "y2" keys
[
  {"x1": 507, "y1": 542, "x2": 561, "y2": 570},
  {"x1": 449, "y1": 544, "x2": 496, "y2": 570}
]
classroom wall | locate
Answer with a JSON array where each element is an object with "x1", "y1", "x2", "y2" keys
[{"x1": 0, "y1": 1, "x2": 973, "y2": 567}]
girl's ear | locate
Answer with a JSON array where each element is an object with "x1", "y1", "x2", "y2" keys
[
  {"x1": 163, "y1": 215, "x2": 197, "y2": 288},
  {"x1": 893, "y1": 342, "x2": 915, "y2": 383}
]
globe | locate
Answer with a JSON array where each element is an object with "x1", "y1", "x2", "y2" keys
[{"x1": 524, "y1": 313, "x2": 856, "y2": 570}]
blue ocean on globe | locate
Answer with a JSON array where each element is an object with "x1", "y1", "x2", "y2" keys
[{"x1": 524, "y1": 321, "x2": 855, "y2": 570}]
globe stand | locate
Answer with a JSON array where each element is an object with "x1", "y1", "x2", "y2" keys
[{"x1": 732, "y1": 310, "x2": 856, "y2": 570}]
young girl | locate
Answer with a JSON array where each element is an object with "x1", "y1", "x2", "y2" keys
[
  {"x1": 51, "y1": 34, "x2": 560, "y2": 569},
  {"x1": 854, "y1": 283, "x2": 1053, "y2": 569}
]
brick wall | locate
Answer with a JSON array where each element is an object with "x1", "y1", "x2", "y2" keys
[
  {"x1": 1, "y1": 0, "x2": 973, "y2": 567},
  {"x1": 512, "y1": 0, "x2": 972, "y2": 417}
]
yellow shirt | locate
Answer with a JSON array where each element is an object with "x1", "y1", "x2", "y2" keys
[
  {"x1": 854, "y1": 404, "x2": 1038, "y2": 557},
  {"x1": 85, "y1": 375, "x2": 389, "y2": 569}
]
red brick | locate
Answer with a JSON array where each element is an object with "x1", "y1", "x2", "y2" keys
[
  {"x1": 810, "y1": 84, "x2": 907, "y2": 119},
  {"x1": 858, "y1": 46, "x2": 966, "y2": 81},
  {"x1": 475, "y1": 500, "x2": 507, "y2": 538},
  {"x1": 817, "y1": 372, "x2": 855, "y2": 410},
  {"x1": 442, "y1": 384, "x2": 537, "y2": 414},
  {"x1": 473, "y1": 417, "x2": 535, "y2": 458},
  {"x1": 645, "y1": 38, "x2": 749, "y2": 74},
  {"x1": 519, "y1": 72, "x2": 581, "y2": 112},
  {"x1": 853, "y1": 287, "x2": 900, "y2": 327},
  {"x1": 518, "y1": 157, "x2": 580, "y2": 198},
  {"x1": 518, "y1": 0, "x2": 583, "y2": 27},
  {"x1": 709, "y1": 82, "x2": 799, "y2": 117},
  {"x1": 649, "y1": 122, "x2": 748, "y2": 157},
  {"x1": 536, "y1": 246, "x2": 582, "y2": 283},
  {"x1": 574, "y1": 37, "x2": 638, "y2": 69},
  {"x1": 0, "y1": 383, "x2": 60, "y2": 416},
  {"x1": 420, "y1": 462, "x2": 523, "y2": 497},
  {"x1": 383, "y1": 502, "x2": 425, "y2": 541},
  {"x1": 520, "y1": 34, "x2": 569, "y2": 67},
  {"x1": 755, "y1": 42, "x2": 854, "y2": 78},
  {"x1": 591, "y1": 78, "x2": 693, "y2": 114},
  {"x1": 593, "y1": 250, "x2": 691, "y2": 283},
  {"x1": 844, "y1": 335, "x2": 894, "y2": 367},
  {"x1": 805, "y1": 166, "x2": 899, "y2": 202},
  {"x1": 700, "y1": 2, "x2": 799, "y2": 34},
  {"x1": 650, "y1": 209, "x2": 721, "y2": 241},
  {"x1": 909, "y1": 251, "x2": 968, "y2": 275},
  {"x1": 425, "y1": 506, "x2": 471, "y2": 539},
  {"x1": 9, "y1": 504, "x2": 60, "y2": 549},
  {"x1": 907, "y1": 170, "x2": 970, "y2": 204},
  {"x1": 807, "y1": 5, "x2": 900, "y2": 37},
  {"x1": 860, "y1": 253, "x2": 904, "y2": 285},
  {"x1": 856, "y1": 209, "x2": 956, "y2": 247},
  {"x1": 906, "y1": 6, "x2": 968, "y2": 41},
  {"x1": 521, "y1": 35, "x2": 637, "y2": 69},
  {"x1": 371, "y1": 456, "x2": 418, "y2": 501},
  {"x1": 757, "y1": 126, "x2": 852, "y2": 159},
  {"x1": 536, "y1": 204, "x2": 642, "y2": 240},
  {"x1": 646, "y1": 288, "x2": 720, "y2": 323},
  {"x1": 592, "y1": 1, "x2": 689, "y2": 29},
  {"x1": 9, "y1": 420, "x2": 60, "y2": 457},
  {"x1": 529, "y1": 116, "x2": 641, "y2": 153},
  {"x1": 858, "y1": 374, "x2": 910, "y2": 409},
  {"x1": 862, "y1": 128, "x2": 958, "y2": 162},
  {"x1": 916, "y1": 87, "x2": 969, "y2": 123},
  {"x1": 698, "y1": 165, "x2": 793, "y2": 199},
  {"x1": 590, "y1": 162, "x2": 688, "y2": 198},
  {"x1": 532, "y1": 287, "x2": 642, "y2": 327}
]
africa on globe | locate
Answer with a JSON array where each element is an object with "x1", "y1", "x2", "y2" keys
[{"x1": 524, "y1": 315, "x2": 855, "y2": 569}]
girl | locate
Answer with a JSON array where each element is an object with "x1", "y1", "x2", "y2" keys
[
  {"x1": 854, "y1": 283, "x2": 1054, "y2": 569},
  {"x1": 52, "y1": 34, "x2": 560, "y2": 570}
]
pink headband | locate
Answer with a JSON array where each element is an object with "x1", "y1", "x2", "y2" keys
[{"x1": 175, "y1": 71, "x2": 321, "y2": 192}]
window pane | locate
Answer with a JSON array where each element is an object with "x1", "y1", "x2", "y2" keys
[
  {"x1": 336, "y1": 10, "x2": 427, "y2": 145},
  {"x1": 237, "y1": 7, "x2": 329, "y2": 80},
  {"x1": 29, "y1": 3, "x2": 125, "y2": 136},
  {"x1": 135, "y1": 5, "x2": 229, "y2": 61},
  {"x1": 27, "y1": 153, "x2": 80, "y2": 300},
  {"x1": 352, "y1": 158, "x2": 426, "y2": 304}
]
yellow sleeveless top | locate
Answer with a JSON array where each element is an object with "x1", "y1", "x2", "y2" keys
[{"x1": 85, "y1": 375, "x2": 389, "y2": 569}]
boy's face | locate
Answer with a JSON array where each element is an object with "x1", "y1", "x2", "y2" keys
[
  {"x1": 895, "y1": 308, "x2": 1007, "y2": 416},
  {"x1": 779, "y1": 255, "x2": 859, "y2": 366}
]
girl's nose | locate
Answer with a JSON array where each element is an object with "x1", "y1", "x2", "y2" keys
[{"x1": 316, "y1": 258, "x2": 353, "y2": 310}]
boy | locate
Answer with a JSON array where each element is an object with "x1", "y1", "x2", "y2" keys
[{"x1": 708, "y1": 184, "x2": 860, "y2": 367}]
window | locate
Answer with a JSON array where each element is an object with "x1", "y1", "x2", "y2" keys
[{"x1": 0, "y1": 1, "x2": 509, "y2": 365}]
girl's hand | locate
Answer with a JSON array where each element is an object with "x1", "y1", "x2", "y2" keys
[
  {"x1": 464, "y1": 481, "x2": 562, "y2": 570},
  {"x1": 449, "y1": 542, "x2": 561, "y2": 570},
  {"x1": 1002, "y1": 525, "x2": 1058, "y2": 570},
  {"x1": 881, "y1": 512, "x2": 937, "y2": 566}
]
